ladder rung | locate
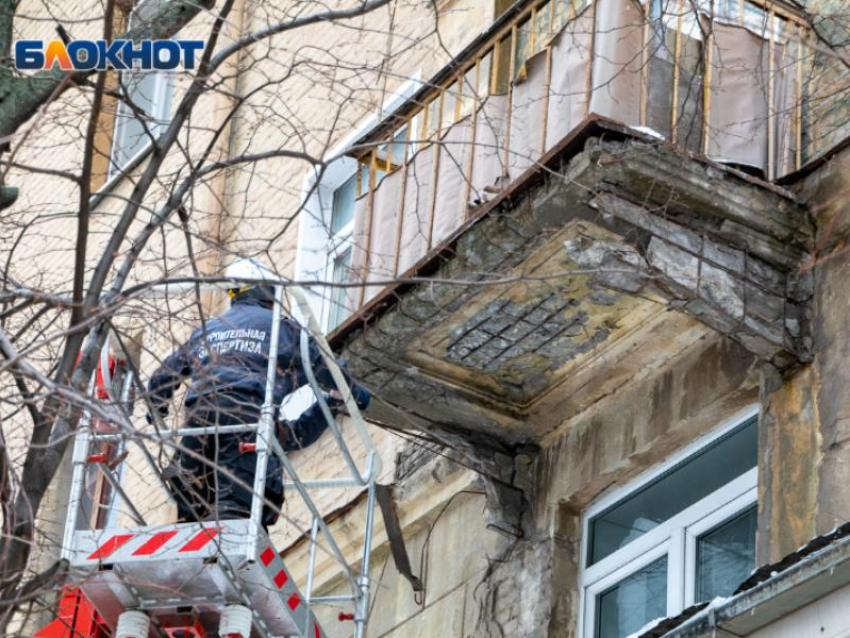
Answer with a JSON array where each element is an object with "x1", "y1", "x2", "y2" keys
[
  {"x1": 311, "y1": 595, "x2": 358, "y2": 604},
  {"x1": 163, "y1": 423, "x2": 261, "y2": 437},
  {"x1": 90, "y1": 423, "x2": 260, "y2": 442},
  {"x1": 283, "y1": 478, "x2": 361, "y2": 490}
]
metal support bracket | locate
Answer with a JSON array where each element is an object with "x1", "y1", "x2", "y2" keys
[{"x1": 375, "y1": 484, "x2": 424, "y2": 593}]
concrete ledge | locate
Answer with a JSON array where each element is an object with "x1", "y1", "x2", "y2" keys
[{"x1": 337, "y1": 134, "x2": 812, "y2": 450}]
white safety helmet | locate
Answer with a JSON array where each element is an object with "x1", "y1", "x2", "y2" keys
[{"x1": 225, "y1": 258, "x2": 277, "y2": 304}]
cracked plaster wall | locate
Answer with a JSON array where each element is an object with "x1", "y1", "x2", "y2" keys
[
  {"x1": 466, "y1": 334, "x2": 759, "y2": 636},
  {"x1": 759, "y1": 144, "x2": 850, "y2": 563}
]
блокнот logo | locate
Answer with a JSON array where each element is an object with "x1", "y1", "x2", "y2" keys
[{"x1": 15, "y1": 39, "x2": 205, "y2": 71}]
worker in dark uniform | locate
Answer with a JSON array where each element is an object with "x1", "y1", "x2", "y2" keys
[{"x1": 146, "y1": 269, "x2": 369, "y2": 527}]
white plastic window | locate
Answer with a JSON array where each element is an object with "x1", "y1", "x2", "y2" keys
[
  {"x1": 580, "y1": 407, "x2": 759, "y2": 638},
  {"x1": 327, "y1": 247, "x2": 353, "y2": 331},
  {"x1": 324, "y1": 175, "x2": 357, "y2": 330},
  {"x1": 109, "y1": 0, "x2": 175, "y2": 176},
  {"x1": 294, "y1": 74, "x2": 422, "y2": 331},
  {"x1": 110, "y1": 71, "x2": 173, "y2": 175}
]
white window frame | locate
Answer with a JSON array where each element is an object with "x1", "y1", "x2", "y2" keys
[
  {"x1": 578, "y1": 404, "x2": 759, "y2": 638},
  {"x1": 294, "y1": 72, "x2": 422, "y2": 332},
  {"x1": 294, "y1": 157, "x2": 359, "y2": 332},
  {"x1": 109, "y1": 71, "x2": 174, "y2": 177},
  {"x1": 323, "y1": 176, "x2": 357, "y2": 330},
  {"x1": 108, "y1": 0, "x2": 175, "y2": 178}
]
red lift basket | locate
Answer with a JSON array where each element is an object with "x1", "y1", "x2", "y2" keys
[{"x1": 35, "y1": 587, "x2": 109, "y2": 638}]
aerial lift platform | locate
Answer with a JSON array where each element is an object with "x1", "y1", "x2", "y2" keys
[{"x1": 46, "y1": 281, "x2": 382, "y2": 638}]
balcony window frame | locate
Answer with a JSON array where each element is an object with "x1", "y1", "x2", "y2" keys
[
  {"x1": 638, "y1": 0, "x2": 807, "y2": 174},
  {"x1": 459, "y1": 64, "x2": 479, "y2": 119},
  {"x1": 355, "y1": 51, "x2": 497, "y2": 199},
  {"x1": 367, "y1": 123, "x2": 410, "y2": 194},
  {"x1": 349, "y1": 0, "x2": 601, "y2": 191},
  {"x1": 578, "y1": 405, "x2": 759, "y2": 638}
]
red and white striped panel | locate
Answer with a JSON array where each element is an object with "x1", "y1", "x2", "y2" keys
[
  {"x1": 82, "y1": 526, "x2": 220, "y2": 562},
  {"x1": 258, "y1": 545, "x2": 325, "y2": 638},
  {"x1": 73, "y1": 522, "x2": 326, "y2": 638}
]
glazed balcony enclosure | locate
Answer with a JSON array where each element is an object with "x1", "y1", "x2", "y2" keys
[{"x1": 312, "y1": 0, "x2": 818, "y2": 461}]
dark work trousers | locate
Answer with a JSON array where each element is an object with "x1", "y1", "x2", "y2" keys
[{"x1": 165, "y1": 407, "x2": 284, "y2": 528}]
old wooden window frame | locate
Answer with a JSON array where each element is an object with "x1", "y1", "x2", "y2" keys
[
  {"x1": 344, "y1": 0, "x2": 813, "y2": 319},
  {"x1": 354, "y1": 0, "x2": 811, "y2": 193},
  {"x1": 638, "y1": 0, "x2": 808, "y2": 177}
]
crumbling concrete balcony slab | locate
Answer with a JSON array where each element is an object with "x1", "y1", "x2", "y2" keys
[{"x1": 330, "y1": 121, "x2": 813, "y2": 448}]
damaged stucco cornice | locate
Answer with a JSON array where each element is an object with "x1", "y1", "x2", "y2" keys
[
  {"x1": 582, "y1": 139, "x2": 813, "y2": 269},
  {"x1": 563, "y1": 193, "x2": 811, "y2": 370},
  {"x1": 558, "y1": 139, "x2": 813, "y2": 371}
]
